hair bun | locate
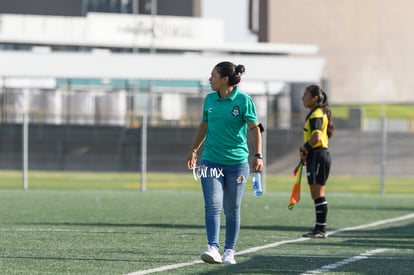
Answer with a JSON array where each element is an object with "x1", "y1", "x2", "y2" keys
[{"x1": 235, "y1": 65, "x2": 246, "y2": 75}]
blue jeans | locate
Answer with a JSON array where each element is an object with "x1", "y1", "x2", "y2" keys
[{"x1": 200, "y1": 160, "x2": 249, "y2": 250}]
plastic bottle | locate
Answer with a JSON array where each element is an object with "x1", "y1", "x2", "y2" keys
[{"x1": 252, "y1": 171, "x2": 263, "y2": 196}]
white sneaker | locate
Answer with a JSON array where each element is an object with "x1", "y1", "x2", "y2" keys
[
  {"x1": 222, "y1": 249, "x2": 236, "y2": 264},
  {"x1": 200, "y1": 245, "x2": 222, "y2": 264}
]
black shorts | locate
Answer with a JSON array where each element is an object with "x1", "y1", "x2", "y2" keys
[{"x1": 305, "y1": 148, "x2": 331, "y2": 185}]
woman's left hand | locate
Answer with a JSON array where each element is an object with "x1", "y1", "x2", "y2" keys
[{"x1": 252, "y1": 158, "x2": 263, "y2": 172}]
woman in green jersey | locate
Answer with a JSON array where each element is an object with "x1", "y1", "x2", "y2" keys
[{"x1": 187, "y1": 61, "x2": 263, "y2": 264}]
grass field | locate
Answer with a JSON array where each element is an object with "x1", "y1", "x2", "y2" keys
[
  {"x1": 331, "y1": 104, "x2": 414, "y2": 119},
  {"x1": 0, "y1": 171, "x2": 413, "y2": 274},
  {"x1": 1, "y1": 170, "x2": 414, "y2": 194}
]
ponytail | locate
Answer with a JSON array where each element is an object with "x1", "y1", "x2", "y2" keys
[{"x1": 321, "y1": 91, "x2": 334, "y2": 138}]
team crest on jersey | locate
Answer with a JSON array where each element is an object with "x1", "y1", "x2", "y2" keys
[{"x1": 231, "y1": 106, "x2": 240, "y2": 117}]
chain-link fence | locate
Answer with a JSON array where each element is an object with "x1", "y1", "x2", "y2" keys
[{"x1": 1, "y1": 85, "x2": 413, "y2": 178}]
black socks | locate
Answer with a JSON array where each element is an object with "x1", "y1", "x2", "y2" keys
[{"x1": 314, "y1": 197, "x2": 328, "y2": 232}]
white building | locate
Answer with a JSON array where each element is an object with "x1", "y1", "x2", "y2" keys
[{"x1": 0, "y1": 5, "x2": 324, "y2": 127}]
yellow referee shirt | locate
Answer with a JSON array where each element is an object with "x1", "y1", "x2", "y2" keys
[{"x1": 303, "y1": 107, "x2": 329, "y2": 149}]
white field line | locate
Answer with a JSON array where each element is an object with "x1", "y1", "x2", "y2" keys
[
  {"x1": 125, "y1": 212, "x2": 414, "y2": 275},
  {"x1": 328, "y1": 212, "x2": 414, "y2": 235},
  {"x1": 300, "y1": 248, "x2": 391, "y2": 275},
  {"x1": 0, "y1": 228, "x2": 138, "y2": 234}
]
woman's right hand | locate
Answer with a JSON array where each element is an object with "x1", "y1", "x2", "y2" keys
[
  {"x1": 186, "y1": 150, "x2": 197, "y2": 169},
  {"x1": 299, "y1": 148, "x2": 307, "y2": 164}
]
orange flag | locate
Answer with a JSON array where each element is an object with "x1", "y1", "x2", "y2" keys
[{"x1": 288, "y1": 161, "x2": 303, "y2": 210}]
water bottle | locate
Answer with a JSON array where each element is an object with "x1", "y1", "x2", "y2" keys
[{"x1": 252, "y1": 171, "x2": 263, "y2": 196}]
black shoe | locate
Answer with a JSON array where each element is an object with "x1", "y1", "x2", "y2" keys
[{"x1": 302, "y1": 229, "x2": 328, "y2": 238}]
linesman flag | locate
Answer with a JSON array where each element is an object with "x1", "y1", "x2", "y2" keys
[{"x1": 288, "y1": 161, "x2": 303, "y2": 210}]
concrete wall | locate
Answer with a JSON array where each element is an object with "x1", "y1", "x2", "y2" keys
[
  {"x1": 0, "y1": 124, "x2": 301, "y2": 173},
  {"x1": 1, "y1": 124, "x2": 413, "y2": 176},
  {"x1": 262, "y1": 0, "x2": 414, "y2": 104}
]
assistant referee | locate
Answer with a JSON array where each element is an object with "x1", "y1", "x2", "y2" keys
[{"x1": 299, "y1": 84, "x2": 334, "y2": 238}]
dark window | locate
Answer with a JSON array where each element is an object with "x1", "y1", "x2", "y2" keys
[{"x1": 0, "y1": 0, "x2": 83, "y2": 16}]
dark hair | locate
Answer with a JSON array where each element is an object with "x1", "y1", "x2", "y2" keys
[
  {"x1": 214, "y1": 61, "x2": 245, "y2": 86},
  {"x1": 305, "y1": 84, "x2": 334, "y2": 138}
]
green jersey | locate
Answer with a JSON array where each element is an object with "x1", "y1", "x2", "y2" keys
[{"x1": 201, "y1": 86, "x2": 258, "y2": 165}]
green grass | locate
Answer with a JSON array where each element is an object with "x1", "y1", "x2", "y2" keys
[
  {"x1": 1, "y1": 170, "x2": 413, "y2": 195},
  {"x1": 0, "y1": 190, "x2": 413, "y2": 274},
  {"x1": 331, "y1": 104, "x2": 414, "y2": 119},
  {"x1": 0, "y1": 170, "x2": 413, "y2": 274}
]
